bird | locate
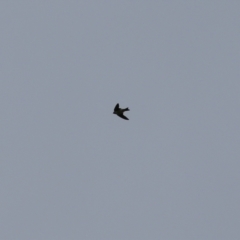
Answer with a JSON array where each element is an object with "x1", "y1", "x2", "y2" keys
[{"x1": 113, "y1": 103, "x2": 130, "y2": 120}]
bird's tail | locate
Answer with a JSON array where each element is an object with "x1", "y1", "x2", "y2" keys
[{"x1": 124, "y1": 108, "x2": 130, "y2": 112}]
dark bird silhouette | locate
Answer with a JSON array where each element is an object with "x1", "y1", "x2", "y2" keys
[{"x1": 113, "y1": 103, "x2": 130, "y2": 120}]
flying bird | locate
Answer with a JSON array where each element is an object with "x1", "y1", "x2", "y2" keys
[{"x1": 113, "y1": 103, "x2": 130, "y2": 120}]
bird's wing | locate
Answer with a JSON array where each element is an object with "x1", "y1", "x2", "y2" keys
[
  {"x1": 118, "y1": 113, "x2": 129, "y2": 120},
  {"x1": 114, "y1": 103, "x2": 119, "y2": 111}
]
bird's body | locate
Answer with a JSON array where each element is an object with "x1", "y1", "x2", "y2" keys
[{"x1": 113, "y1": 103, "x2": 130, "y2": 120}]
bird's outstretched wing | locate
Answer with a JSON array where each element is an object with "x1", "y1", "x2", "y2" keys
[
  {"x1": 114, "y1": 103, "x2": 119, "y2": 111},
  {"x1": 118, "y1": 113, "x2": 129, "y2": 120}
]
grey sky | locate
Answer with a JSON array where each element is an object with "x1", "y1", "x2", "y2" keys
[{"x1": 0, "y1": 1, "x2": 239, "y2": 239}]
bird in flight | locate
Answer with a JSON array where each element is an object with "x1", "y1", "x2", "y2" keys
[{"x1": 113, "y1": 103, "x2": 130, "y2": 120}]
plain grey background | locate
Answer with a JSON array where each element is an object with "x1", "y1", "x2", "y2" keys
[{"x1": 0, "y1": 1, "x2": 239, "y2": 239}]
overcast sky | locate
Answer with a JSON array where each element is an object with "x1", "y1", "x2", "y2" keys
[{"x1": 0, "y1": 1, "x2": 239, "y2": 240}]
